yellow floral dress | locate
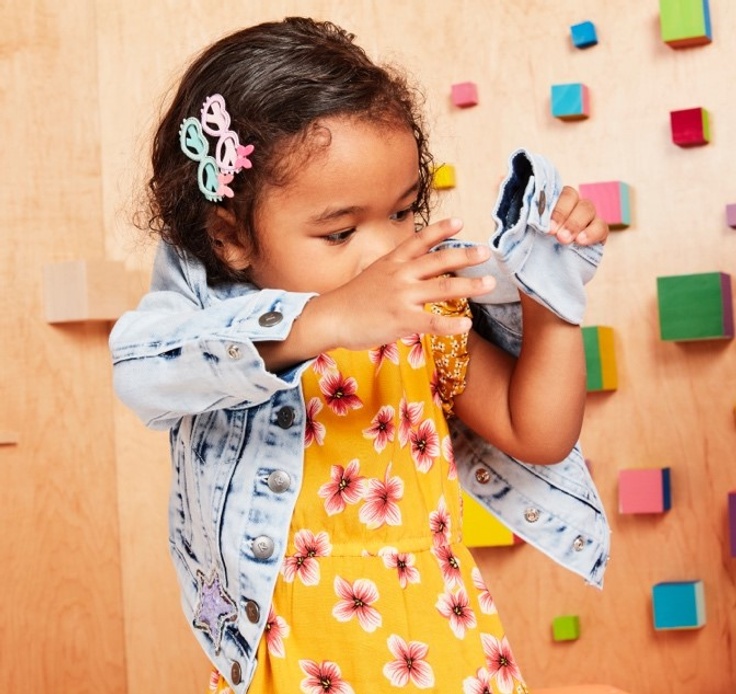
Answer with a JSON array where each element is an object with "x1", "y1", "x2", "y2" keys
[{"x1": 209, "y1": 317, "x2": 530, "y2": 694}]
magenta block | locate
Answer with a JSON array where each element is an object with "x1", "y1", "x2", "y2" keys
[
  {"x1": 619, "y1": 468, "x2": 672, "y2": 514},
  {"x1": 670, "y1": 107, "x2": 710, "y2": 147},
  {"x1": 451, "y1": 82, "x2": 479, "y2": 108},
  {"x1": 726, "y1": 204, "x2": 736, "y2": 228}
]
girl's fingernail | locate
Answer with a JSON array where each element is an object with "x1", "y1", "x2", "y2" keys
[
  {"x1": 577, "y1": 232, "x2": 588, "y2": 244},
  {"x1": 549, "y1": 219, "x2": 559, "y2": 233},
  {"x1": 449, "y1": 217, "x2": 463, "y2": 231},
  {"x1": 557, "y1": 227, "x2": 572, "y2": 243}
]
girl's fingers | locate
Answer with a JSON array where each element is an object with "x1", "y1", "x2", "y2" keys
[
  {"x1": 393, "y1": 217, "x2": 464, "y2": 261},
  {"x1": 550, "y1": 186, "x2": 579, "y2": 235},
  {"x1": 421, "y1": 273, "x2": 496, "y2": 305},
  {"x1": 413, "y1": 243, "x2": 492, "y2": 279}
]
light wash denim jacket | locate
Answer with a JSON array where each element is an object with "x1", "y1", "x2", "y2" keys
[{"x1": 110, "y1": 149, "x2": 610, "y2": 692}]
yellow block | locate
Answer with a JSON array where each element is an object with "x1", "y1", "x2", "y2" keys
[
  {"x1": 461, "y1": 490, "x2": 521, "y2": 547},
  {"x1": 598, "y1": 326, "x2": 618, "y2": 390},
  {"x1": 432, "y1": 163, "x2": 456, "y2": 190}
]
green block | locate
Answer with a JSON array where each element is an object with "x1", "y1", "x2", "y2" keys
[
  {"x1": 552, "y1": 615, "x2": 580, "y2": 641},
  {"x1": 657, "y1": 272, "x2": 733, "y2": 341},
  {"x1": 659, "y1": 0, "x2": 712, "y2": 47}
]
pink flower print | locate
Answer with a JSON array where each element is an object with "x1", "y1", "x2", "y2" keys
[
  {"x1": 472, "y1": 567, "x2": 497, "y2": 615},
  {"x1": 429, "y1": 369, "x2": 443, "y2": 408},
  {"x1": 398, "y1": 396, "x2": 424, "y2": 447},
  {"x1": 379, "y1": 546, "x2": 421, "y2": 588},
  {"x1": 429, "y1": 496, "x2": 452, "y2": 547},
  {"x1": 332, "y1": 576, "x2": 382, "y2": 632},
  {"x1": 435, "y1": 587, "x2": 477, "y2": 639},
  {"x1": 400, "y1": 333, "x2": 425, "y2": 368},
  {"x1": 264, "y1": 605, "x2": 290, "y2": 658},
  {"x1": 299, "y1": 660, "x2": 355, "y2": 694},
  {"x1": 481, "y1": 634, "x2": 523, "y2": 694},
  {"x1": 318, "y1": 459, "x2": 365, "y2": 515},
  {"x1": 409, "y1": 419, "x2": 440, "y2": 472},
  {"x1": 312, "y1": 352, "x2": 337, "y2": 375},
  {"x1": 369, "y1": 343, "x2": 399, "y2": 372},
  {"x1": 281, "y1": 530, "x2": 332, "y2": 586},
  {"x1": 383, "y1": 634, "x2": 436, "y2": 689},
  {"x1": 441, "y1": 435, "x2": 457, "y2": 480},
  {"x1": 432, "y1": 543, "x2": 462, "y2": 588},
  {"x1": 304, "y1": 397, "x2": 326, "y2": 447},
  {"x1": 319, "y1": 371, "x2": 363, "y2": 416},
  {"x1": 359, "y1": 463, "x2": 404, "y2": 529},
  {"x1": 362, "y1": 405, "x2": 396, "y2": 453},
  {"x1": 462, "y1": 667, "x2": 493, "y2": 694}
]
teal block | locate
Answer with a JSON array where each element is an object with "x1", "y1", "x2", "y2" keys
[
  {"x1": 657, "y1": 272, "x2": 733, "y2": 341},
  {"x1": 551, "y1": 83, "x2": 589, "y2": 120},
  {"x1": 652, "y1": 581, "x2": 706, "y2": 630},
  {"x1": 570, "y1": 21, "x2": 598, "y2": 49}
]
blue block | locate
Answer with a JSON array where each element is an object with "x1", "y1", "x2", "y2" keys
[
  {"x1": 551, "y1": 83, "x2": 589, "y2": 120},
  {"x1": 571, "y1": 21, "x2": 598, "y2": 48},
  {"x1": 652, "y1": 581, "x2": 706, "y2": 630}
]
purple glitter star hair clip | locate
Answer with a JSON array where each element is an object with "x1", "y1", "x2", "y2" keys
[{"x1": 179, "y1": 94, "x2": 255, "y2": 202}]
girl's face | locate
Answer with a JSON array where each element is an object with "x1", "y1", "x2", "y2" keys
[{"x1": 240, "y1": 117, "x2": 420, "y2": 294}]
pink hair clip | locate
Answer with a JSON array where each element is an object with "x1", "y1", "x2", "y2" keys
[{"x1": 179, "y1": 93, "x2": 255, "y2": 202}]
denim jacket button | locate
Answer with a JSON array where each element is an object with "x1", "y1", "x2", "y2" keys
[
  {"x1": 474, "y1": 467, "x2": 491, "y2": 484},
  {"x1": 276, "y1": 406, "x2": 296, "y2": 429},
  {"x1": 259, "y1": 310, "x2": 283, "y2": 327},
  {"x1": 230, "y1": 661, "x2": 243, "y2": 685},
  {"x1": 244, "y1": 599, "x2": 261, "y2": 624},
  {"x1": 267, "y1": 470, "x2": 291, "y2": 493},
  {"x1": 524, "y1": 507, "x2": 540, "y2": 523},
  {"x1": 226, "y1": 344, "x2": 241, "y2": 360},
  {"x1": 572, "y1": 535, "x2": 585, "y2": 551},
  {"x1": 252, "y1": 535, "x2": 275, "y2": 559},
  {"x1": 537, "y1": 190, "x2": 546, "y2": 215}
]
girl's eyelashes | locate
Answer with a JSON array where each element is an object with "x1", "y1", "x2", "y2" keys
[
  {"x1": 390, "y1": 203, "x2": 417, "y2": 222},
  {"x1": 323, "y1": 228, "x2": 356, "y2": 245}
]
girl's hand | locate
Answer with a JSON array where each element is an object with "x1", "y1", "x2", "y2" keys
[
  {"x1": 313, "y1": 218, "x2": 494, "y2": 352},
  {"x1": 549, "y1": 185, "x2": 609, "y2": 246}
]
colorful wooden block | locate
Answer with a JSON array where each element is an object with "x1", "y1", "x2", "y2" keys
[
  {"x1": 670, "y1": 107, "x2": 710, "y2": 147},
  {"x1": 43, "y1": 259, "x2": 128, "y2": 323},
  {"x1": 725, "y1": 204, "x2": 736, "y2": 228},
  {"x1": 579, "y1": 181, "x2": 631, "y2": 229},
  {"x1": 552, "y1": 615, "x2": 581, "y2": 641},
  {"x1": 570, "y1": 21, "x2": 598, "y2": 48},
  {"x1": 729, "y1": 491, "x2": 736, "y2": 557},
  {"x1": 652, "y1": 580, "x2": 706, "y2": 630},
  {"x1": 451, "y1": 81, "x2": 479, "y2": 108},
  {"x1": 432, "y1": 163, "x2": 456, "y2": 190},
  {"x1": 659, "y1": 0, "x2": 712, "y2": 48},
  {"x1": 461, "y1": 491, "x2": 523, "y2": 548},
  {"x1": 657, "y1": 272, "x2": 733, "y2": 341},
  {"x1": 582, "y1": 326, "x2": 617, "y2": 392},
  {"x1": 618, "y1": 468, "x2": 672, "y2": 514},
  {"x1": 551, "y1": 83, "x2": 590, "y2": 121}
]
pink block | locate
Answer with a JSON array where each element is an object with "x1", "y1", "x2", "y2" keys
[
  {"x1": 579, "y1": 181, "x2": 630, "y2": 228},
  {"x1": 726, "y1": 204, "x2": 736, "y2": 228},
  {"x1": 618, "y1": 467, "x2": 672, "y2": 514},
  {"x1": 451, "y1": 81, "x2": 479, "y2": 108}
]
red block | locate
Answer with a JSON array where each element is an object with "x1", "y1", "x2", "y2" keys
[{"x1": 670, "y1": 107, "x2": 710, "y2": 147}]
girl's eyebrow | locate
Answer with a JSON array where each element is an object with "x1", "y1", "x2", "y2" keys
[{"x1": 309, "y1": 179, "x2": 420, "y2": 225}]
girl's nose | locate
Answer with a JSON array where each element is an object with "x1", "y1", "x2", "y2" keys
[{"x1": 359, "y1": 226, "x2": 404, "y2": 270}]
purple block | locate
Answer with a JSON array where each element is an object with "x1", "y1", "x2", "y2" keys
[
  {"x1": 727, "y1": 204, "x2": 736, "y2": 228},
  {"x1": 730, "y1": 491, "x2": 736, "y2": 557}
]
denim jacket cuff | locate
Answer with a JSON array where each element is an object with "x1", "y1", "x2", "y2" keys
[{"x1": 491, "y1": 149, "x2": 603, "y2": 325}]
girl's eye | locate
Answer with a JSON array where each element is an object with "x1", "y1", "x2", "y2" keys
[
  {"x1": 390, "y1": 204, "x2": 416, "y2": 223},
  {"x1": 323, "y1": 229, "x2": 355, "y2": 245}
]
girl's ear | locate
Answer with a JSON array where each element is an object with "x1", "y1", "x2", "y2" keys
[{"x1": 209, "y1": 207, "x2": 252, "y2": 271}]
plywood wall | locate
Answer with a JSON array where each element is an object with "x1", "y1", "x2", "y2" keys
[{"x1": 3, "y1": 1, "x2": 735, "y2": 692}]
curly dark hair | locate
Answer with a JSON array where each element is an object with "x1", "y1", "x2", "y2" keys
[{"x1": 144, "y1": 16, "x2": 435, "y2": 284}]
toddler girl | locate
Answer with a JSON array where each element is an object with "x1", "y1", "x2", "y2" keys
[{"x1": 110, "y1": 16, "x2": 610, "y2": 694}]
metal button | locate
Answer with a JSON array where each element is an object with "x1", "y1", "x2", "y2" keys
[
  {"x1": 244, "y1": 599, "x2": 260, "y2": 624},
  {"x1": 258, "y1": 310, "x2": 283, "y2": 327},
  {"x1": 252, "y1": 535, "x2": 275, "y2": 559},
  {"x1": 537, "y1": 190, "x2": 546, "y2": 215},
  {"x1": 226, "y1": 344, "x2": 241, "y2": 360},
  {"x1": 231, "y1": 661, "x2": 242, "y2": 685},
  {"x1": 524, "y1": 507, "x2": 540, "y2": 523},
  {"x1": 474, "y1": 467, "x2": 490, "y2": 484},
  {"x1": 572, "y1": 535, "x2": 585, "y2": 552},
  {"x1": 276, "y1": 406, "x2": 296, "y2": 429},
  {"x1": 267, "y1": 470, "x2": 291, "y2": 493}
]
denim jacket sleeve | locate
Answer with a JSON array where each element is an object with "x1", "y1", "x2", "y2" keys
[
  {"x1": 437, "y1": 149, "x2": 611, "y2": 587},
  {"x1": 109, "y1": 242, "x2": 316, "y2": 430}
]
